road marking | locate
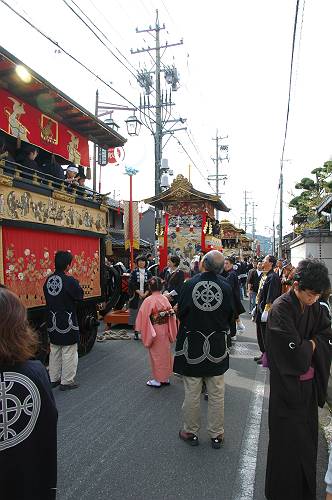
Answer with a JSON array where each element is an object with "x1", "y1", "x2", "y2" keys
[{"x1": 231, "y1": 366, "x2": 267, "y2": 500}]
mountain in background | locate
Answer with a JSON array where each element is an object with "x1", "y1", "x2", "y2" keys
[{"x1": 247, "y1": 233, "x2": 271, "y2": 255}]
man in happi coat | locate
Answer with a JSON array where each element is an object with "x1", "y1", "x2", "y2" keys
[
  {"x1": 44, "y1": 250, "x2": 84, "y2": 391},
  {"x1": 174, "y1": 250, "x2": 235, "y2": 449},
  {"x1": 265, "y1": 259, "x2": 332, "y2": 500},
  {"x1": 135, "y1": 277, "x2": 178, "y2": 387}
]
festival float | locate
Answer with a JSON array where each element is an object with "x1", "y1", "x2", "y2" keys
[
  {"x1": 144, "y1": 174, "x2": 230, "y2": 272},
  {"x1": 0, "y1": 47, "x2": 126, "y2": 355}
]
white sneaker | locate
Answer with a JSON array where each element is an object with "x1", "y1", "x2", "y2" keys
[
  {"x1": 237, "y1": 322, "x2": 246, "y2": 333},
  {"x1": 232, "y1": 335, "x2": 237, "y2": 341}
]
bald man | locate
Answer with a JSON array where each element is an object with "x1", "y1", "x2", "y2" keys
[{"x1": 174, "y1": 250, "x2": 235, "y2": 449}]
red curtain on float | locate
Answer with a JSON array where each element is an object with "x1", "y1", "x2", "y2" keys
[
  {"x1": 0, "y1": 88, "x2": 89, "y2": 166},
  {"x1": 158, "y1": 212, "x2": 169, "y2": 271},
  {"x1": 2, "y1": 227, "x2": 101, "y2": 308}
]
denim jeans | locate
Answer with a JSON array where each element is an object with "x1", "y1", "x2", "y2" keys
[{"x1": 249, "y1": 291, "x2": 257, "y2": 313}]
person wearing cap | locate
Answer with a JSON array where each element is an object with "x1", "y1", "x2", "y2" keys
[{"x1": 65, "y1": 164, "x2": 79, "y2": 186}]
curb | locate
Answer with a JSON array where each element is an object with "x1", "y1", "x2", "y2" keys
[{"x1": 320, "y1": 403, "x2": 332, "y2": 451}]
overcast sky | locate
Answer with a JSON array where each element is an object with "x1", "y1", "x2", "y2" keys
[{"x1": 1, "y1": 0, "x2": 332, "y2": 237}]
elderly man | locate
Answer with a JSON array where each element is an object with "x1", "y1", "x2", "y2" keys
[
  {"x1": 174, "y1": 250, "x2": 235, "y2": 449},
  {"x1": 254, "y1": 254, "x2": 281, "y2": 364}
]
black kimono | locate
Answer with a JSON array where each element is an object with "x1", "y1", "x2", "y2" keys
[
  {"x1": 44, "y1": 271, "x2": 84, "y2": 346},
  {"x1": 128, "y1": 268, "x2": 152, "y2": 310},
  {"x1": 255, "y1": 270, "x2": 281, "y2": 353},
  {"x1": 165, "y1": 268, "x2": 185, "y2": 305},
  {"x1": 174, "y1": 272, "x2": 235, "y2": 377},
  {"x1": 221, "y1": 268, "x2": 245, "y2": 316},
  {"x1": 0, "y1": 360, "x2": 58, "y2": 500},
  {"x1": 265, "y1": 291, "x2": 332, "y2": 500}
]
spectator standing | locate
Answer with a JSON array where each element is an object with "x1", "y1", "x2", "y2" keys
[
  {"x1": 174, "y1": 250, "x2": 235, "y2": 449},
  {"x1": 265, "y1": 259, "x2": 332, "y2": 500},
  {"x1": 163, "y1": 255, "x2": 185, "y2": 306},
  {"x1": 254, "y1": 255, "x2": 281, "y2": 365},
  {"x1": 135, "y1": 277, "x2": 178, "y2": 387},
  {"x1": 0, "y1": 288, "x2": 58, "y2": 500},
  {"x1": 247, "y1": 260, "x2": 263, "y2": 314},
  {"x1": 128, "y1": 255, "x2": 152, "y2": 340},
  {"x1": 221, "y1": 256, "x2": 245, "y2": 338},
  {"x1": 44, "y1": 251, "x2": 83, "y2": 391}
]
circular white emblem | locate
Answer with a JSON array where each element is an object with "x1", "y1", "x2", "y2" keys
[
  {"x1": 192, "y1": 281, "x2": 223, "y2": 311},
  {"x1": 46, "y1": 275, "x2": 63, "y2": 296},
  {"x1": 0, "y1": 372, "x2": 41, "y2": 451}
]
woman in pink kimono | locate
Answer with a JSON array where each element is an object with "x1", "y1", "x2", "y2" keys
[{"x1": 135, "y1": 277, "x2": 178, "y2": 387}]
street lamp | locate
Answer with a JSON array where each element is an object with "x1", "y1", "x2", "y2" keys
[
  {"x1": 125, "y1": 114, "x2": 142, "y2": 136},
  {"x1": 104, "y1": 117, "x2": 120, "y2": 133}
]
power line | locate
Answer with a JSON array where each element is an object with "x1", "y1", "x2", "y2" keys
[
  {"x1": 280, "y1": 0, "x2": 301, "y2": 162},
  {"x1": 61, "y1": 0, "x2": 139, "y2": 80},
  {"x1": 0, "y1": 0, "x2": 158, "y2": 126},
  {"x1": 278, "y1": 0, "x2": 302, "y2": 257},
  {"x1": 172, "y1": 135, "x2": 216, "y2": 194}
]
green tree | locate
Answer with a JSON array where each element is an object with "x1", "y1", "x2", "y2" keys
[{"x1": 289, "y1": 161, "x2": 332, "y2": 233}]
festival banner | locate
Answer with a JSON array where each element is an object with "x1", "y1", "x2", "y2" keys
[
  {"x1": 123, "y1": 201, "x2": 140, "y2": 250},
  {"x1": 2, "y1": 226, "x2": 101, "y2": 307},
  {"x1": 0, "y1": 88, "x2": 89, "y2": 166}
]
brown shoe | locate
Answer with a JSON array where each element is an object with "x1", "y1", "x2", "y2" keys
[
  {"x1": 179, "y1": 430, "x2": 199, "y2": 446},
  {"x1": 211, "y1": 434, "x2": 224, "y2": 449}
]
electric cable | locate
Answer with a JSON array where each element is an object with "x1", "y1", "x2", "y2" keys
[{"x1": 0, "y1": 0, "x2": 158, "y2": 126}]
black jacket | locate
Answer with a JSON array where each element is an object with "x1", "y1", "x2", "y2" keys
[
  {"x1": 0, "y1": 360, "x2": 58, "y2": 500},
  {"x1": 174, "y1": 272, "x2": 235, "y2": 377},
  {"x1": 43, "y1": 271, "x2": 84, "y2": 345},
  {"x1": 165, "y1": 268, "x2": 185, "y2": 305},
  {"x1": 128, "y1": 268, "x2": 152, "y2": 309}
]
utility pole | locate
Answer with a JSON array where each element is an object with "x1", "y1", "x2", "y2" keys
[
  {"x1": 208, "y1": 131, "x2": 228, "y2": 218},
  {"x1": 252, "y1": 202, "x2": 257, "y2": 240},
  {"x1": 93, "y1": 89, "x2": 99, "y2": 192},
  {"x1": 279, "y1": 168, "x2": 283, "y2": 258},
  {"x1": 131, "y1": 10, "x2": 184, "y2": 195}
]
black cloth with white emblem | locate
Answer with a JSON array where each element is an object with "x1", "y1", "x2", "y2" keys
[
  {"x1": 0, "y1": 360, "x2": 58, "y2": 500},
  {"x1": 174, "y1": 271, "x2": 235, "y2": 377},
  {"x1": 43, "y1": 271, "x2": 84, "y2": 345},
  {"x1": 265, "y1": 291, "x2": 332, "y2": 500}
]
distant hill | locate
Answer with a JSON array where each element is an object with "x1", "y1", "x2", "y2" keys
[{"x1": 247, "y1": 233, "x2": 271, "y2": 255}]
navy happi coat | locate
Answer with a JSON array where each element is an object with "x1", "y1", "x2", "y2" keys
[
  {"x1": 43, "y1": 271, "x2": 84, "y2": 345},
  {"x1": 174, "y1": 271, "x2": 235, "y2": 377}
]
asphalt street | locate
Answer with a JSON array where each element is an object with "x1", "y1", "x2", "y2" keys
[{"x1": 54, "y1": 302, "x2": 329, "y2": 500}]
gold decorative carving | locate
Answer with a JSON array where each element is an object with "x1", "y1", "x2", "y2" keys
[
  {"x1": 0, "y1": 185, "x2": 107, "y2": 234},
  {"x1": 170, "y1": 174, "x2": 193, "y2": 192},
  {"x1": 0, "y1": 174, "x2": 13, "y2": 187},
  {"x1": 53, "y1": 190, "x2": 76, "y2": 204}
]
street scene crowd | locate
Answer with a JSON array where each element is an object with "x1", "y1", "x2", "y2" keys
[{"x1": 0, "y1": 249, "x2": 331, "y2": 499}]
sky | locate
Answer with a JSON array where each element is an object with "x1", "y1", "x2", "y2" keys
[{"x1": 1, "y1": 0, "x2": 332, "y2": 238}]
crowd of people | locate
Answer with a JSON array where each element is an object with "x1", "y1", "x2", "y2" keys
[{"x1": 0, "y1": 247, "x2": 331, "y2": 499}]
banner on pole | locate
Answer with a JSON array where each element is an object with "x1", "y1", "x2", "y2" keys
[{"x1": 124, "y1": 201, "x2": 140, "y2": 250}]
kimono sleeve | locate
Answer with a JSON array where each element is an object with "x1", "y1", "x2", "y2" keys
[
  {"x1": 67, "y1": 277, "x2": 84, "y2": 301},
  {"x1": 135, "y1": 298, "x2": 156, "y2": 348},
  {"x1": 266, "y1": 274, "x2": 281, "y2": 305},
  {"x1": 266, "y1": 300, "x2": 313, "y2": 376},
  {"x1": 312, "y1": 305, "x2": 332, "y2": 407}
]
